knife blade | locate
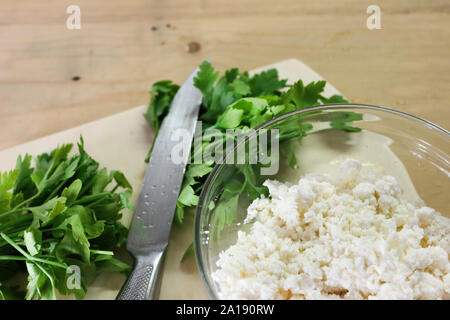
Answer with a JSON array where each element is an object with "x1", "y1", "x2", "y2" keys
[{"x1": 117, "y1": 67, "x2": 202, "y2": 300}]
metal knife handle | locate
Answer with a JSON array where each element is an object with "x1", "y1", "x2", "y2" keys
[{"x1": 116, "y1": 250, "x2": 165, "y2": 300}]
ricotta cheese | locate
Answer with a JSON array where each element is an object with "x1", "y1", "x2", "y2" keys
[{"x1": 212, "y1": 159, "x2": 450, "y2": 300}]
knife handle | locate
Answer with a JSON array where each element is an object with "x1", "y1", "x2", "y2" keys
[{"x1": 116, "y1": 250, "x2": 165, "y2": 300}]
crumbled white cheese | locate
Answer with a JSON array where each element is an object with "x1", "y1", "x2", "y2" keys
[{"x1": 212, "y1": 159, "x2": 450, "y2": 300}]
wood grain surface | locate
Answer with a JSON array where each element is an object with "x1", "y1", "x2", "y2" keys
[{"x1": 0, "y1": 0, "x2": 449, "y2": 150}]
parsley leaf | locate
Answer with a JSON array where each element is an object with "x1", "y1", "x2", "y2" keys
[
  {"x1": 144, "y1": 80, "x2": 180, "y2": 162},
  {"x1": 144, "y1": 80, "x2": 180, "y2": 134},
  {"x1": 247, "y1": 69, "x2": 287, "y2": 96},
  {"x1": 194, "y1": 61, "x2": 220, "y2": 108}
]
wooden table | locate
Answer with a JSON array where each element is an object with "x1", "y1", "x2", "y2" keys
[
  {"x1": 0, "y1": 0, "x2": 449, "y2": 151},
  {"x1": 0, "y1": 0, "x2": 449, "y2": 300}
]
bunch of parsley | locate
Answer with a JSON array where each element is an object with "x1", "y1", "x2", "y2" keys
[
  {"x1": 144, "y1": 61, "x2": 360, "y2": 253},
  {"x1": 0, "y1": 138, "x2": 132, "y2": 300}
]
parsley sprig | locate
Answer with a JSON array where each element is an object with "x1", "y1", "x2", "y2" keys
[{"x1": 144, "y1": 61, "x2": 361, "y2": 246}]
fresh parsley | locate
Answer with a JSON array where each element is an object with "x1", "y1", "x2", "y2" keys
[
  {"x1": 0, "y1": 138, "x2": 132, "y2": 300},
  {"x1": 144, "y1": 61, "x2": 361, "y2": 255}
]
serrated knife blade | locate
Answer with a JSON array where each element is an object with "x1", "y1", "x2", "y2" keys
[{"x1": 117, "y1": 67, "x2": 202, "y2": 300}]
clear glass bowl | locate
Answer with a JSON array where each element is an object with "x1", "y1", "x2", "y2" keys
[{"x1": 194, "y1": 104, "x2": 450, "y2": 299}]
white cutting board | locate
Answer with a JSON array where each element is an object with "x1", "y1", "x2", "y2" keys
[{"x1": 0, "y1": 59, "x2": 343, "y2": 299}]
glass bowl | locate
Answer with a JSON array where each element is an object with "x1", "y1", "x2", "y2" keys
[{"x1": 194, "y1": 104, "x2": 450, "y2": 300}]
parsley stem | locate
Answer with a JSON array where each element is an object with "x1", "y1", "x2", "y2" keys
[
  {"x1": 33, "y1": 256, "x2": 68, "y2": 269},
  {"x1": 0, "y1": 230, "x2": 24, "y2": 241},
  {"x1": 111, "y1": 183, "x2": 119, "y2": 193},
  {"x1": 0, "y1": 255, "x2": 27, "y2": 261},
  {"x1": 34, "y1": 261, "x2": 56, "y2": 290},
  {"x1": 0, "y1": 208, "x2": 26, "y2": 219},
  {"x1": 44, "y1": 180, "x2": 66, "y2": 203},
  {"x1": 0, "y1": 233, "x2": 67, "y2": 269},
  {"x1": 12, "y1": 192, "x2": 40, "y2": 211},
  {"x1": 78, "y1": 173, "x2": 97, "y2": 197},
  {"x1": 0, "y1": 192, "x2": 41, "y2": 219},
  {"x1": 85, "y1": 197, "x2": 109, "y2": 208},
  {"x1": 73, "y1": 192, "x2": 110, "y2": 205},
  {"x1": 90, "y1": 249, "x2": 114, "y2": 255},
  {"x1": 0, "y1": 214, "x2": 32, "y2": 233}
]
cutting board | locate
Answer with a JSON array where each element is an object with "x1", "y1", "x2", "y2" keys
[{"x1": 0, "y1": 59, "x2": 343, "y2": 299}]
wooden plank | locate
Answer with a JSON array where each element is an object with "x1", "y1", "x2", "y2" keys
[{"x1": 0, "y1": 0, "x2": 449, "y2": 150}]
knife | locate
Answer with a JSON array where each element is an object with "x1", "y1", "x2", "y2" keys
[{"x1": 116, "y1": 67, "x2": 202, "y2": 300}]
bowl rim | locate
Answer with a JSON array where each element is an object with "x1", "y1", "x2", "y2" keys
[{"x1": 194, "y1": 103, "x2": 450, "y2": 299}]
